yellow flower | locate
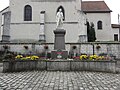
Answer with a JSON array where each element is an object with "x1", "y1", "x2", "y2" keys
[
  {"x1": 15, "y1": 55, "x2": 23, "y2": 59},
  {"x1": 26, "y1": 56, "x2": 31, "y2": 59},
  {"x1": 96, "y1": 56, "x2": 105, "y2": 60},
  {"x1": 89, "y1": 55, "x2": 98, "y2": 60},
  {"x1": 31, "y1": 56, "x2": 39, "y2": 60},
  {"x1": 80, "y1": 55, "x2": 87, "y2": 60},
  {"x1": 21, "y1": 57, "x2": 27, "y2": 60}
]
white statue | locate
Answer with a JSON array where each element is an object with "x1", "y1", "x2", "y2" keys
[{"x1": 56, "y1": 8, "x2": 64, "y2": 29}]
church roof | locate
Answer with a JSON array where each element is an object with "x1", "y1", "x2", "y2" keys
[
  {"x1": 0, "y1": 6, "x2": 9, "y2": 13},
  {"x1": 111, "y1": 24, "x2": 120, "y2": 28},
  {"x1": 81, "y1": 1, "x2": 112, "y2": 13}
]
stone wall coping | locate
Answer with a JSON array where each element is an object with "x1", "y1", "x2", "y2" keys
[
  {"x1": 0, "y1": 42, "x2": 120, "y2": 45},
  {"x1": 3, "y1": 59, "x2": 117, "y2": 63}
]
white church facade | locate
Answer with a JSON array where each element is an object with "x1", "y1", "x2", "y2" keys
[{"x1": 0, "y1": 0, "x2": 119, "y2": 43}]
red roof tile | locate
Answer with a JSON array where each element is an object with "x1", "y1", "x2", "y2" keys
[{"x1": 82, "y1": 1, "x2": 112, "y2": 13}]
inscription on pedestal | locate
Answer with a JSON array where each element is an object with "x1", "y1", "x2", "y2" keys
[{"x1": 51, "y1": 50, "x2": 68, "y2": 59}]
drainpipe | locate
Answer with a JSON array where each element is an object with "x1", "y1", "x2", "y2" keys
[{"x1": 119, "y1": 26, "x2": 120, "y2": 41}]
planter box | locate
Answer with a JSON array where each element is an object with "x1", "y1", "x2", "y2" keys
[
  {"x1": 71, "y1": 60, "x2": 116, "y2": 73},
  {"x1": 3, "y1": 60, "x2": 46, "y2": 72},
  {"x1": 3, "y1": 60, "x2": 117, "y2": 73},
  {"x1": 47, "y1": 60, "x2": 70, "y2": 71}
]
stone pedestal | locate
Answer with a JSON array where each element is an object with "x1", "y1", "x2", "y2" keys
[
  {"x1": 54, "y1": 29, "x2": 66, "y2": 50},
  {"x1": 51, "y1": 29, "x2": 68, "y2": 59}
]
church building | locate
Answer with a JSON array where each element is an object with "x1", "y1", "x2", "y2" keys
[{"x1": 0, "y1": 0, "x2": 119, "y2": 43}]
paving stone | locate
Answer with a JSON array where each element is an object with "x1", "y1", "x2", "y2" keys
[{"x1": 0, "y1": 71, "x2": 120, "y2": 90}]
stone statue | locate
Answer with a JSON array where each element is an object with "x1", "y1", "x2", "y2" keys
[{"x1": 56, "y1": 8, "x2": 64, "y2": 29}]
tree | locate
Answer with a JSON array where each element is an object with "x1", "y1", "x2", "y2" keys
[{"x1": 87, "y1": 22, "x2": 96, "y2": 42}]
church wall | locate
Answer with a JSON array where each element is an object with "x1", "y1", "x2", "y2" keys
[
  {"x1": 112, "y1": 28, "x2": 119, "y2": 41},
  {"x1": 10, "y1": 24, "x2": 40, "y2": 41},
  {"x1": 10, "y1": 0, "x2": 80, "y2": 23},
  {"x1": 0, "y1": 14, "x2": 1, "y2": 38},
  {"x1": 0, "y1": 7, "x2": 10, "y2": 26},
  {"x1": 9, "y1": 0, "x2": 85, "y2": 43},
  {"x1": 10, "y1": 0, "x2": 29, "y2": 23},
  {"x1": 10, "y1": 23, "x2": 82, "y2": 43},
  {"x1": 0, "y1": 7, "x2": 10, "y2": 41},
  {"x1": 2, "y1": 11, "x2": 11, "y2": 42},
  {"x1": 86, "y1": 13, "x2": 113, "y2": 41},
  {"x1": 45, "y1": 23, "x2": 80, "y2": 43}
]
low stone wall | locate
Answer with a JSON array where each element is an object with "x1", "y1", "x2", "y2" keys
[{"x1": 3, "y1": 60, "x2": 117, "y2": 73}]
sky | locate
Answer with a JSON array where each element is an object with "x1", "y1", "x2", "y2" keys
[{"x1": 0, "y1": 0, "x2": 120, "y2": 24}]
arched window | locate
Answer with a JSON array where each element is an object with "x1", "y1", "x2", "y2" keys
[
  {"x1": 24, "y1": 5, "x2": 32, "y2": 21},
  {"x1": 97, "y1": 21, "x2": 102, "y2": 29},
  {"x1": 57, "y1": 6, "x2": 65, "y2": 21}
]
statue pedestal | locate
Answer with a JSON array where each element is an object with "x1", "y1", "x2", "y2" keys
[
  {"x1": 51, "y1": 29, "x2": 68, "y2": 59},
  {"x1": 54, "y1": 29, "x2": 66, "y2": 50}
]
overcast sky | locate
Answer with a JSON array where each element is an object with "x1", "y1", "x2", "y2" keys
[{"x1": 0, "y1": 0, "x2": 120, "y2": 24}]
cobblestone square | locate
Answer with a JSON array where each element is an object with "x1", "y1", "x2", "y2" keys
[
  {"x1": 0, "y1": 62, "x2": 120, "y2": 90},
  {"x1": 0, "y1": 70, "x2": 120, "y2": 90}
]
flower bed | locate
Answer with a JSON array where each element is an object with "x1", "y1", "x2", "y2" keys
[
  {"x1": 15, "y1": 55, "x2": 39, "y2": 60},
  {"x1": 2, "y1": 54, "x2": 117, "y2": 73},
  {"x1": 74, "y1": 54, "x2": 112, "y2": 60}
]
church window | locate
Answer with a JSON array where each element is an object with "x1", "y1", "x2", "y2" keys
[
  {"x1": 24, "y1": 5, "x2": 32, "y2": 21},
  {"x1": 114, "y1": 34, "x2": 118, "y2": 41},
  {"x1": 57, "y1": 6, "x2": 65, "y2": 21},
  {"x1": 97, "y1": 21, "x2": 102, "y2": 29}
]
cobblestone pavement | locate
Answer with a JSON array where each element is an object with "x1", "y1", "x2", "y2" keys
[
  {"x1": 0, "y1": 63, "x2": 3, "y2": 73},
  {"x1": 0, "y1": 71, "x2": 120, "y2": 90},
  {"x1": 0, "y1": 62, "x2": 120, "y2": 90}
]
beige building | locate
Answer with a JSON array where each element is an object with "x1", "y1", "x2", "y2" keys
[
  {"x1": 111, "y1": 24, "x2": 120, "y2": 41},
  {"x1": 0, "y1": 0, "x2": 119, "y2": 43}
]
